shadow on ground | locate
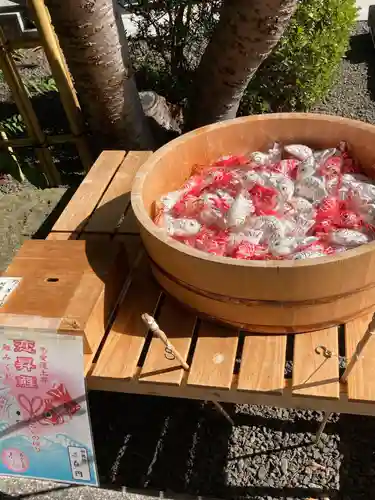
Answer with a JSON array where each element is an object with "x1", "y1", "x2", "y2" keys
[
  {"x1": 88, "y1": 391, "x2": 338, "y2": 499},
  {"x1": 88, "y1": 393, "x2": 375, "y2": 500}
]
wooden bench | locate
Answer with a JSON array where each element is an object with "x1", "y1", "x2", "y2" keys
[{"x1": 25, "y1": 150, "x2": 375, "y2": 434}]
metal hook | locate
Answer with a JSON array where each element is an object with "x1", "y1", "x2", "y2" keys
[
  {"x1": 164, "y1": 346, "x2": 175, "y2": 361},
  {"x1": 315, "y1": 345, "x2": 333, "y2": 358}
]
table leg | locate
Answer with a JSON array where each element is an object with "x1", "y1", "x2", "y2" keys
[{"x1": 315, "y1": 411, "x2": 331, "y2": 443}]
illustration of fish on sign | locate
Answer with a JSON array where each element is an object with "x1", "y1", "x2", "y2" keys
[
  {"x1": 44, "y1": 383, "x2": 81, "y2": 423},
  {"x1": 15, "y1": 383, "x2": 82, "y2": 427}
]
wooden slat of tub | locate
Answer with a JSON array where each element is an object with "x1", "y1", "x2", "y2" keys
[
  {"x1": 52, "y1": 150, "x2": 126, "y2": 233},
  {"x1": 92, "y1": 255, "x2": 161, "y2": 379},
  {"x1": 345, "y1": 312, "x2": 375, "y2": 402},
  {"x1": 187, "y1": 322, "x2": 238, "y2": 390},
  {"x1": 139, "y1": 296, "x2": 196, "y2": 385},
  {"x1": 238, "y1": 335, "x2": 286, "y2": 394},
  {"x1": 292, "y1": 327, "x2": 339, "y2": 399},
  {"x1": 86, "y1": 151, "x2": 152, "y2": 233}
]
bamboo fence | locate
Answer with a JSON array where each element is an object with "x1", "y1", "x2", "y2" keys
[{"x1": 0, "y1": 0, "x2": 93, "y2": 186}]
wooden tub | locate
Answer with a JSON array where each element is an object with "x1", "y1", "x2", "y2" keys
[{"x1": 131, "y1": 113, "x2": 375, "y2": 334}]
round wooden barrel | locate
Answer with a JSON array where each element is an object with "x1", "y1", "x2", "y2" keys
[{"x1": 131, "y1": 113, "x2": 375, "y2": 333}]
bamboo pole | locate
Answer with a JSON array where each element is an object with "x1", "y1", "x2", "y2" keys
[
  {"x1": 0, "y1": 133, "x2": 76, "y2": 149},
  {"x1": 28, "y1": 0, "x2": 93, "y2": 172},
  {"x1": 0, "y1": 134, "x2": 77, "y2": 149},
  {"x1": 0, "y1": 27, "x2": 60, "y2": 186},
  {"x1": 0, "y1": 129, "x2": 25, "y2": 182}
]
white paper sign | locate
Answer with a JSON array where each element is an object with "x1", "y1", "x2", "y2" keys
[
  {"x1": 0, "y1": 328, "x2": 98, "y2": 486},
  {"x1": 0, "y1": 278, "x2": 21, "y2": 308}
]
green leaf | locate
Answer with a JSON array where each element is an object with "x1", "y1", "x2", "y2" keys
[{"x1": 241, "y1": 0, "x2": 357, "y2": 115}]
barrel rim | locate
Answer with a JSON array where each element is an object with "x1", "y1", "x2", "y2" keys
[{"x1": 131, "y1": 112, "x2": 375, "y2": 269}]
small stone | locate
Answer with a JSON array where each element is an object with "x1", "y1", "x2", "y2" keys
[
  {"x1": 313, "y1": 449, "x2": 321, "y2": 460},
  {"x1": 305, "y1": 466, "x2": 312, "y2": 476},
  {"x1": 280, "y1": 457, "x2": 288, "y2": 475},
  {"x1": 309, "y1": 482, "x2": 321, "y2": 489},
  {"x1": 258, "y1": 465, "x2": 267, "y2": 480},
  {"x1": 303, "y1": 476, "x2": 310, "y2": 485}
]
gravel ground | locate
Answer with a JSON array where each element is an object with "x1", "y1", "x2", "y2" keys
[
  {"x1": 313, "y1": 21, "x2": 375, "y2": 123},
  {"x1": 2, "y1": 20, "x2": 375, "y2": 500}
]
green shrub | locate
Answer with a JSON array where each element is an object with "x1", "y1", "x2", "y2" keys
[
  {"x1": 241, "y1": 0, "x2": 357, "y2": 114},
  {"x1": 129, "y1": 0, "x2": 357, "y2": 113}
]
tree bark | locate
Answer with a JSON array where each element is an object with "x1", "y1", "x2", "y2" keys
[
  {"x1": 45, "y1": 0, "x2": 154, "y2": 152},
  {"x1": 185, "y1": 0, "x2": 298, "y2": 130}
]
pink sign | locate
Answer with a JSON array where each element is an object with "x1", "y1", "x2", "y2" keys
[{"x1": 0, "y1": 327, "x2": 98, "y2": 485}]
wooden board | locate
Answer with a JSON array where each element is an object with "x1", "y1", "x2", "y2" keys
[
  {"x1": 238, "y1": 335, "x2": 286, "y2": 394},
  {"x1": 292, "y1": 327, "x2": 339, "y2": 399},
  {"x1": 139, "y1": 296, "x2": 196, "y2": 385},
  {"x1": 51, "y1": 150, "x2": 125, "y2": 233},
  {"x1": 345, "y1": 312, "x2": 375, "y2": 402},
  {"x1": 92, "y1": 255, "x2": 161, "y2": 379},
  {"x1": 187, "y1": 321, "x2": 238, "y2": 390},
  {"x1": 1, "y1": 240, "x2": 128, "y2": 355},
  {"x1": 85, "y1": 151, "x2": 152, "y2": 233}
]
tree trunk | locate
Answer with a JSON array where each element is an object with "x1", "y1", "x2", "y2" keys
[
  {"x1": 45, "y1": 0, "x2": 154, "y2": 152},
  {"x1": 185, "y1": 0, "x2": 298, "y2": 130}
]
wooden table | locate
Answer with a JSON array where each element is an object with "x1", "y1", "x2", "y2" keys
[{"x1": 38, "y1": 150, "x2": 375, "y2": 429}]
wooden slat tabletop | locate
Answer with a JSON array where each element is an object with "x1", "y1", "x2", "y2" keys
[
  {"x1": 292, "y1": 328, "x2": 339, "y2": 400},
  {"x1": 345, "y1": 312, "x2": 375, "y2": 403},
  {"x1": 52, "y1": 151, "x2": 126, "y2": 233},
  {"x1": 139, "y1": 296, "x2": 195, "y2": 385},
  {"x1": 238, "y1": 335, "x2": 286, "y2": 394},
  {"x1": 187, "y1": 321, "x2": 238, "y2": 390},
  {"x1": 39, "y1": 150, "x2": 375, "y2": 416},
  {"x1": 85, "y1": 151, "x2": 151, "y2": 233},
  {"x1": 92, "y1": 255, "x2": 161, "y2": 380}
]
